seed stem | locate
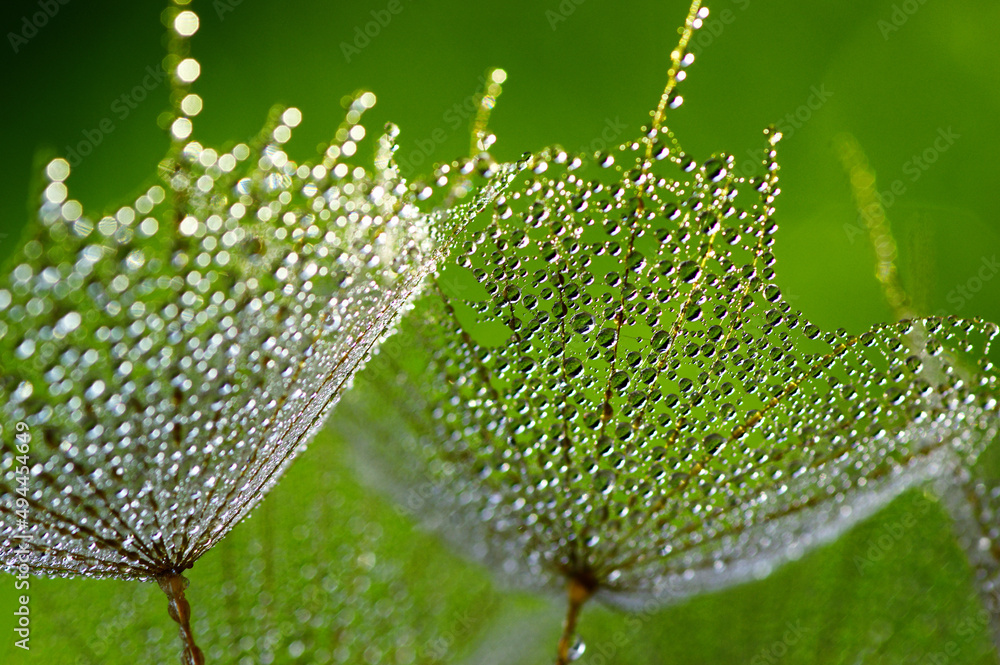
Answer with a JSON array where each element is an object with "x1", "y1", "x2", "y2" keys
[
  {"x1": 157, "y1": 573, "x2": 206, "y2": 665},
  {"x1": 469, "y1": 68, "x2": 507, "y2": 157},
  {"x1": 555, "y1": 577, "x2": 593, "y2": 665},
  {"x1": 651, "y1": 0, "x2": 704, "y2": 130}
]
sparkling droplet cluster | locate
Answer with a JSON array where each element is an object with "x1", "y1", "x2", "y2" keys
[
  {"x1": 933, "y1": 465, "x2": 1000, "y2": 638},
  {"x1": 372, "y1": 10, "x2": 1000, "y2": 604},
  {"x1": 35, "y1": 445, "x2": 491, "y2": 665},
  {"x1": 0, "y1": 3, "x2": 515, "y2": 582}
]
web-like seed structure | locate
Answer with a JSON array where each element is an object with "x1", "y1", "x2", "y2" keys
[
  {"x1": 53, "y1": 451, "x2": 494, "y2": 665},
  {"x1": 0, "y1": 10, "x2": 516, "y2": 583},
  {"x1": 372, "y1": 25, "x2": 1000, "y2": 606}
]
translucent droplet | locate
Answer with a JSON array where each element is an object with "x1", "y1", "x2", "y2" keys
[{"x1": 173, "y1": 10, "x2": 199, "y2": 37}]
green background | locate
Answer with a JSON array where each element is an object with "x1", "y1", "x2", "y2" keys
[{"x1": 2, "y1": 0, "x2": 1000, "y2": 663}]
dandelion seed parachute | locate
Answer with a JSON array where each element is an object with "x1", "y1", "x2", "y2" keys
[
  {"x1": 346, "y1": 1, "x2": 1000, "y2": 660},
  {"x1": 0, "y1": 1, "x2": 519, "y2": 661}
]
